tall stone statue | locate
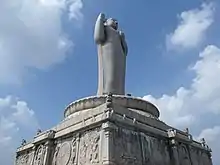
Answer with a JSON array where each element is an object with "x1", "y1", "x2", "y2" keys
[{"x1": 94, "y1": 13, "x2": 128, "y2": 95}]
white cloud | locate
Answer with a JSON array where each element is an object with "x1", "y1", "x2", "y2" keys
[
  {"x1": 0, "y1": 96, "x2": 38, "y2": 165},
  {"x1": 144, "y1": 45, "x2": 220, "y2": 127},
  {"x1": 166, "y1": 3, "x2": 214, "y2": 50},
  {"x1": 0, "y1": 0, "x2": 83, "y2": 84},
  {"x1": 144, "y1": 87, "x2": 194, "y2": 128},
  {"x1": 143, "y1": 45, "x2": 220, "y2": 164},
  {"x1": 198, "y1": 126, "x2": 220, "y2": 142},
  {"x1": 68, "y1": 0, "x2": 84, "y2": 20},
  {"x1": 191, "y1": 45, "x2": 220, "y2": 103},
  {"x1": 197, "y1": 126, "x2": 220, "y2": 164},
  {"x1": 11, "y1": 101, "x2": 37, "y2": 128}
]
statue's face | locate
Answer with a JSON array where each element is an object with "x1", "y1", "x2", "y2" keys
[{"x1": 105, "y1": 18, "x2": 118, "y2": 30}]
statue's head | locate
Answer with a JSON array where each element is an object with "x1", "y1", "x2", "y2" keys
[{"x1": 105, "y1": 18, "x2": 118, "y2": 30}]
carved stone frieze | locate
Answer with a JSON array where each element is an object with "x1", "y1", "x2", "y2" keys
[
  {"x1": 16, "y1": 150, "x2": 35, "y2": 165},
  {"x1": 52, "y1": 145, "x2": 59, "y2": 165},
  {"x1": 114, "y1": 128, "x2": 142, "y2": 165},
  {"x1": 33, "y1": 145, "x2": 46, "y2": 165},
  {"x1": 56, "y1": 142, "x2": 71, "y2": 165},
  {"x1": 78, "y1": 129, "x2": 100, "y2": 165},
  {"x1": 28, "y1": 151, "x2": 35, "y2": 165},
  {"x1": 52, "y1": 136, "x2": 78, "y2": 165},
  {"x1": 70, "y1": 137, "x2": 77, "y2": 164},
  {"x1": 16, "y1": 154, "x2": 28, "y2": 165}
]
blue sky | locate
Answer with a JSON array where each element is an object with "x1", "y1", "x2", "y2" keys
[{"x1": 1, "y1": 0, "x2": 220, "y2": 164}]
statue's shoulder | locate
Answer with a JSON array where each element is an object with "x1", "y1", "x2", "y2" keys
[
  {"x1": 118, "y1": 30, "x2": 124, "y2": 35},
  {"x1": 118, "y1": 31, "x2": 125, "y2": 36},
  {"x1": 118, "y1": 31, "x2": 125, "y2": 39}
]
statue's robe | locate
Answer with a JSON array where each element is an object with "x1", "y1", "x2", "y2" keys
[{"x1": 94, "y1": 17, "x2": 127, "y2": 95}]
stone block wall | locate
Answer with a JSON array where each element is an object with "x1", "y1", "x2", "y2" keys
[
  {"x1": 15, "y1": 96, "x2": 213, "y2": 165},
  {"x1": 15, "y1": 122, "x2": 212, "y2": 165}
]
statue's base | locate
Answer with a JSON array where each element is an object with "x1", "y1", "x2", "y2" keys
[{"x1": 16, "y1": 95, "x2": 212, "y2": 165}]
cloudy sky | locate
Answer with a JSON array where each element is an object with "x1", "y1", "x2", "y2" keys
[{"x1": 0, "y1": 0, "x2": 220, "y2": 164}]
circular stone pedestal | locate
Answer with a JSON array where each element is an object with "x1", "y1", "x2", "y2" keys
[{"x1": 64, "y1": 95, "x2": 160, "y2": 119}]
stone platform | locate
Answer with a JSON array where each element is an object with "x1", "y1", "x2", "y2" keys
[
  {"x1": 15, "y1": 95, "x2": 212, "y2": 165},
  {"x1": 64, "y1": 95, "x2": 159, "y2": 119}
]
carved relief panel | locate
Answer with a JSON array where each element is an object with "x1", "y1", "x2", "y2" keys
[
  {"x1": 52, "y1": 136, "x2": 78, "y2": 165},
  {"x1": 78, "y1": 128, "x2": 101, "y2": 165},
  {"x1": 16, "y1": 154, "x2": 28, "y2": 165},
  {"x1": 33, "y1": 145, "x2": 46, "y2": 165},
  {"x1": 27, "y1": 150, "x2": 35, "y2": 165},
  {"x1": 113, "y1": 128, "x2": 142, "y2": 165},
  {"x1": 16, "y1": 150, "x2": 34, "y2": 165}
]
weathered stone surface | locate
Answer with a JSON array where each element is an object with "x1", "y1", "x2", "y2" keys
[
  {"x1": 15, "y1": 101, "x2": 213, "y2": 165},
  {"x1": 33, "y1": 145, "x2": 46, "y2": 165},
  {"x1": 113, "y1": 128, "x2": 142, "y2": 165},
  {"x1": 104, "y1": 125, "x2": 171, "y2": 165},
  {"x1": 178, "y1": 144, "x2": 191, "y2": 165},
  {"x1": 64, "y1": 95, "x2": 159, "y2": 118},
  {"x1": 16, "y1": 151, "x2": 33, "y2": 165},
  {"x1": 78, "y1": 128, "x2": 101, "y2": 165},
  {"x1": 141, "y1": 133, "x2": 170, "y2": 165},
  {"x1": 15, "y1": 98, "x2": 213, "y2": 165},
  {"x1": 191, "y1": 147, "x2": 200, "y2": 165},
  {"x1": 52, "y1": 135, "x2": 79, "y2": 165},
  {"x1": 55, "y1": 142, "x2": 71, "y2": 165}
]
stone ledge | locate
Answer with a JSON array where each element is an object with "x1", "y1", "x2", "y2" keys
[
  {"x1": 17, "y1": 142, "x2": 34, "y2": 153},
  {"x1": 54, "y1": 103, "x2": 108, "y2": 132},
  {"x1": 33, "y1": 130, "x2": 55, "y2": 144},
  {"x1": 110, "y1": 114, "x2": 210, "y2": 152},
  {"x1": 64, "y1": 95, "x2": 159, "y2": 118},
  {"x1": 16, "y1": 102, "x2": 210, "y2": 154},
  {"x1": 111, "y1": 104, "x2": 169, "y2": 130},
  {"x1": 55, "y1": 103, "x2": 167, "y2": 139},
  {"x1": 54, "y1": 111, "x2": 107, "y2": 138}
]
